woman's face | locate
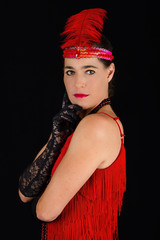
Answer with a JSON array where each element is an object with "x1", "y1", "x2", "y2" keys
[{"x1": 64, "y1": 57, "x2": 115, "y2": 111}]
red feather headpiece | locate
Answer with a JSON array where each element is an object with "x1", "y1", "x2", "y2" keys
[
  {"x1": 61, "y1": 8, "x2": 107, "y2": 49},
  {"x1": 60, "y1": 8, "x2": 114, "y2": 61}
]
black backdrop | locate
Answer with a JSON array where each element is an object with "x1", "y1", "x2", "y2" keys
[{"x1": 3, "y1": 0, "x2": 159, "y2": 239}]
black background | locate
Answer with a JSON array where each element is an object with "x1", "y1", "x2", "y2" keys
[{"x1": 3, "y1": 0, "x2": 159, "y2": 239}]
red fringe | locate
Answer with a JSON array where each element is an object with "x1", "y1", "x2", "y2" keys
[{"x1": 43, "y1": 134, "x2": 126, "y2": 240}]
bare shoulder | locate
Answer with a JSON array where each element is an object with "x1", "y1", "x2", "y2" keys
[
  {"x1": 75, "y1": 113, "x2": 122, "y2": 140},
  {"x1": 70, "y1": 113, "x2": 123, "y2": 169},
  {"x1": 69, "y1": 113, "x2": 122, "y2": 153}
]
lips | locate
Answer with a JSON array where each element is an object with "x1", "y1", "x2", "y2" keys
[{"x1": 74, "y1": 93, "x2": 89, "y2": 98}]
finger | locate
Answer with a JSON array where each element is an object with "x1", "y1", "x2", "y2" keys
[
  {"x1": 65, "y1": 104, "x2": 82, "y2": 112},
  {"x1": 61, "y1": 112, "x2": 80, "y2": 122}
]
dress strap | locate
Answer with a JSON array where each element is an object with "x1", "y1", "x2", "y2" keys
[{"x1": 98, "y1": 112, "x2": 125, "y2": 141}]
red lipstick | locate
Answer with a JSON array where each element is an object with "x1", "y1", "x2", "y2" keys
[{"x1": 74, "y1": 93, "x2": 89, "y2": 98}]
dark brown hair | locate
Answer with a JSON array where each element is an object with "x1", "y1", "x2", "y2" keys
[{"x1": 93, "y1": 35, "x2": 115, "y2": 97}]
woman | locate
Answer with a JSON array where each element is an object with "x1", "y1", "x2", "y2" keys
[{"x1": 19, "y1": 8, "x2": 126, "y2": 239}]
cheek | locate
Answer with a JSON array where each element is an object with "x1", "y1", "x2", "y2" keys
[
  {"x1": 89, "y1": 76, "x2": 108, "y2": 102},
  {"x1": 90, "y1": 76, "x2": 107, "y2": 93}
]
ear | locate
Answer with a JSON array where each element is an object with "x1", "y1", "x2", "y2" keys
[{"x1": 106, "y1": 63, "x2": 115, "y2": 83}]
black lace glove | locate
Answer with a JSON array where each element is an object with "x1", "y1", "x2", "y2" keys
[
  {"x1": 19, "y1": 92, "x2": 82, "y2": 198},
  {"x1": 62, "y1": 90, "x2": 71, "y2": 108}
]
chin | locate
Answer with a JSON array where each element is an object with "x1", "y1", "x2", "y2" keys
[
  {"x1": 72, "y1": 100, "x2": 94, "y2": 111},
  {"x1": 69, "y1": 95, "x2": 99, "y2": 110}
]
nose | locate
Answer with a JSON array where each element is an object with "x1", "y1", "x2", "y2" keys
[{"x1": 75, "y1": 73, "x2": 86, "y2": 88}]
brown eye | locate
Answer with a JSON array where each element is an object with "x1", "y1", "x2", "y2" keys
[
  {"x1": 86, "y1": 70, "x2": 95, "y2": 75},
  {"x1": 66, "y1": 70, "x2": 75, "y2": 76}
]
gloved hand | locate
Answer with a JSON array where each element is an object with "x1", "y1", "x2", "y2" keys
[
  {"x1": 51, "y1": 90, "x2": 82, "y2": 154},
  {"x1": 19, "y1": 91, "x2": 82, "y2": 198},
  {"x1": 61, "y1": 90, "x2": 71, "y2": 108}
]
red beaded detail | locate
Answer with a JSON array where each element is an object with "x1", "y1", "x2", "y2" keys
[
  {"x1": 90, "y1": 98, "x2": 111, "y2": 114},
  {"x1": 63, "y1": 47, "x2": 114, "y2": 61}
]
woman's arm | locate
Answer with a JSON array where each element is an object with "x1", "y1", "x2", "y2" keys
[
  {"x1": 36, "y1": 114, "x2": 121, "y2": 222},
  {"x1": 18, "y1": 134, "x2": 52, "y2": 203},
  {"x1": 18, "y1": 103, "x2": 82, "y2": 202}
]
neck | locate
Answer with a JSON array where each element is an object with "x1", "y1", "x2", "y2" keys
[{"x1": 79, "y1": 109, "x2": 91, "y2": 118}]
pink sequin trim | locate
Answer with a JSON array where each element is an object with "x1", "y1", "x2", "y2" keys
[{"x1": 63, "y1": 47, "x2": 114, "y2": 60}]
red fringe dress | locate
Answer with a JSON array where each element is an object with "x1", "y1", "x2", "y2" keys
[{"x1": 41, "y1": 113, "x2": 126, "y2": 240}]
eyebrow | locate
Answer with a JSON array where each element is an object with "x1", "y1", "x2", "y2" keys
[{"x1": 64, "y1": 65, "x2": 98, "y2": 70}]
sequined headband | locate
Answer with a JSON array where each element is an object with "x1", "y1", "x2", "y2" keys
[{"x1": 63, "y1": 47, "x2": 114, "y2": 61}]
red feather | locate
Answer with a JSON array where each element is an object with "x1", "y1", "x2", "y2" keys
[{"x1": 61, "y1": 8, "x2": 107, "y2": 49}]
